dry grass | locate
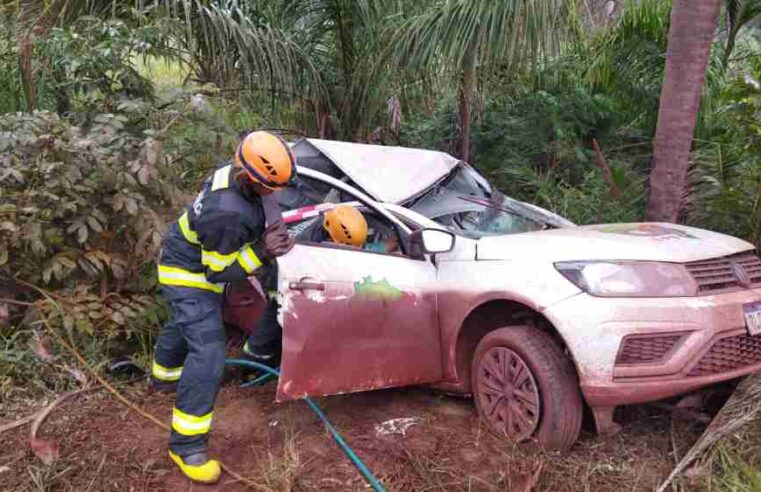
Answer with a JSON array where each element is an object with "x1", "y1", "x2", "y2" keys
[
  {"x1": 229, "y1": 409, "x2": 303, "y2": 492},
  {"x1": 258, "y1": 426, "x2": 302, "y2": 491},
  {"x1": 703, "y1": 416, "x2": 761, "y2": 491},
  {"x1": 133, "y1": 56, "x2": 191, "y2": 90},
  {"x1": 26, "y1": 463, "x2": 73, "y2": 492}
]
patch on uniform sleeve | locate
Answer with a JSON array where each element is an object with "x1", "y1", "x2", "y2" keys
[{"x1": 193, "y1": 189, "x2": 207, "y2": 215}]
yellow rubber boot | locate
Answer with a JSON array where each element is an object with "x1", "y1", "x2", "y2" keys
[{"x1": 169, "y1": 450, "x2": 221, "y2": 483}]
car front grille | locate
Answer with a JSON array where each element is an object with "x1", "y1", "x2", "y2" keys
[
  {"x1": 615, "y1": 333, "x2": 685, "y2": 365},
  {"x1": 685, "y1": 252, "x2": 761, "y2": 294},
  {"x1": 688, "y1": 333, "x2": 761, "y2": 377}
]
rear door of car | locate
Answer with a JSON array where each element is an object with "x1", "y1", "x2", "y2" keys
[{"x1": 274, "y1": 171, "x2": 443, "y2": 401}]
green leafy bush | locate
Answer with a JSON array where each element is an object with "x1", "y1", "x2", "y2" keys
[
  {"x1": 471, "y1": 88, "x2": 617, "y2": 176},
  {"x1": 400, "y1": 83, "x2": 639, "y2": 224},
  {"x1": 686, "y1": 69, "x2": 761, "y2": 246},
  {"x1": 0, "y1": 111, "x2": 182, "y2": 288},
  {"x1": 0, "y1": 12, "x2": 170, "y2": 115},
  {"x1": 35, "y1": 289, "x2": 165, "y2": 342}
]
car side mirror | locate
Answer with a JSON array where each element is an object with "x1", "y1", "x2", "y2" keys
[{"x1": 409, "y1": 228, "x2": 455, "y2": 256}]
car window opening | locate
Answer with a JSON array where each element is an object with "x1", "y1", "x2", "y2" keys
[{"x1": 289, "y1": 206, "x2": 405, "y2": 257}]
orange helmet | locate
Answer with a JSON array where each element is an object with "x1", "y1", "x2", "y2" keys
[
  {"x1": 323, "y1": 205, "x2": 368, "y2": 247},
  {"x1": 234, "y1": 131, "x2": 296, "y2": 189}
]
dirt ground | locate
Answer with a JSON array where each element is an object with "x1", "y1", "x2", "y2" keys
[{"x1": 0, "y1": 377, "x2": 715, "y2": 492}]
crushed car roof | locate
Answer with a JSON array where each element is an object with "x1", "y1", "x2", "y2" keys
[{"x1": 292, "y1": 138, "x2": 461, "y2": 204}]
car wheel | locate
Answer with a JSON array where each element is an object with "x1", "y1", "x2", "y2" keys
[{"x1": 471, "y1": 326, "x2": 582, "y2": 450}]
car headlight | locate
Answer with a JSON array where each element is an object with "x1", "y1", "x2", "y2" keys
[{"x1": 554, "y1": 261, "x2": 698, "y2": 297}]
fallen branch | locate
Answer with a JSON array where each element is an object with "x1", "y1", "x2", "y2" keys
[
  {"x1": 657, "y1": 372, "x2": 761, "y2": 491},
  {"x1": 29, "y1": 387, "x2": 93, "y2": 465},
  {"x1": 0, "y1": 412, "x2": 38, "y2": 435},
  {"x1": 0, "y1": 298, "x2": 34, "y2": 307},
  {"x1": 0, "y1": 379, "x2": 139, "y2": 438}
]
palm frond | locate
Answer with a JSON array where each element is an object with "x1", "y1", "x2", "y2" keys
[
  {"x1": 723, "y1": 0, "x2": 761, "y2": 65},
  {"x1": 135, "y1": 1, "x2": 326, "y2": 109},
  {"x1": 391, "y1": 0, "x2": 569, "y2": 74}
]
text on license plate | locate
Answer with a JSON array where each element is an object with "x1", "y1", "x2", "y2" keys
[{"x1": 743, "y1": 301, "x2": 761, "y2": 336}]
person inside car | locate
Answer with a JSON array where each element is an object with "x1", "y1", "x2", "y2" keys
[{"x1": 242, "y1": 204, "x2": 380, "y2": 371}]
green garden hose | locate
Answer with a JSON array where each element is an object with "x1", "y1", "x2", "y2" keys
[{"x1": 225, "y1": 358, "x2": 387, "y2": 492}]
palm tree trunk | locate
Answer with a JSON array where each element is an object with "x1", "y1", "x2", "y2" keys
[
  {"x1": 457, "y1": 42, "x2": 477, "y2": 163},
  {"x1": 332, "y1": 0, "x2": 355, "y2": 139},
  {"x1": 16, "y1": 0, "x2": 71, "y2": 112},
  {"x1": 645, "y1": 0, "x2": 720, "y2": 222},
  {"x1": 17, "y1": 0, "x2": 39, "y2": 111},
  {"x1": 18, "y1": 34, "x2": 36, "y2": 111}
]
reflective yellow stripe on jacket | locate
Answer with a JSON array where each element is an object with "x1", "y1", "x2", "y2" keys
[
  {"x1": 201, "y1": 249, "x2": 239, "y2": 272},
  {"x1": 201, "y1": 243, "x2": 262, "y2": 274},
  {"x1": 172, "y1": 407, "x2": 213, "y2": 436},
  {"x1": 157, "y1": 265, "x2": 224, "y2": 293},
  {"x1": 152, "y1": 361, "x2": 183, "y2": 382},
  {"x1": 237, "y1": 244, "x2": 263, "y2": 274},
  {"x1": 177, "y1": 212, "x2": 199, "y2": 244},
  {"x1": 211, "y1": 165, "x2": 232, "y2": 192}
]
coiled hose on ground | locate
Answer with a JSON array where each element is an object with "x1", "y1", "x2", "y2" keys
[{"x1": 225, "y1": 359, "x2": 387, "y2": 492}]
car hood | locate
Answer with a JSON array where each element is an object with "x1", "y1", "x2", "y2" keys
[
  {"x1": 292, "y1": 138, "x2": 460, "y2": 203},
  {"x1": 476, "y1": 223, "x2": 754, "y2": 263}
]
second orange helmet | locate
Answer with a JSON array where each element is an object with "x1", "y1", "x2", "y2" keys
[{"x1": 323, "y1": 205, "x2": 368, "y2": 247}]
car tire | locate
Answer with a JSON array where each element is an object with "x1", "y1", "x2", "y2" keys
[{"x1": 471, "y1": 326, "x2": 582, "y2": 451}]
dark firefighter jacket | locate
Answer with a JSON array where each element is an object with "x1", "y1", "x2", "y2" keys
[{"x1": 157, "y1": 162, "x2": 267, "y2": 294}]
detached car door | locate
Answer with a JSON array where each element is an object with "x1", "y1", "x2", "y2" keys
[{"x1": 274, "y1": 177, "x2": 443, "y2": 401}]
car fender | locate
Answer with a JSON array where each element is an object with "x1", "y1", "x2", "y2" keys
[{"x1": 436, "y1": 259, "x2": 582, "y2": 386}]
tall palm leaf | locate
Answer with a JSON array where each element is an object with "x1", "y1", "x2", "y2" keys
[
  {"x1": 146, "y1": 0, "x2": 411, "y2": 139},
  {"x1": 577, "y1": 0, "x2": 670, "y2": 131},
  {"x1": 143, "y1": 1, "x2": 324, "y2": 104},
  {"x1": 291, "y1": 0, "x2": 413, "y2": 139},
  {"x1": 723, "y1": 0, "x2": 761, "y2": 66},
  {"x1": 6, "y1": 0, "x2": 78, "y2": 109},
  {"x1": 66, "y1": 1, "x2": 323, "y2": 137},
  {"x1": 390, "y1": 0, "x2": 569, "y2": 162}
]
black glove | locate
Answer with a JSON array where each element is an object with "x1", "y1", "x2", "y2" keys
[{"x1": 260, "y1": 221, "x2": 295, "y2": 259}]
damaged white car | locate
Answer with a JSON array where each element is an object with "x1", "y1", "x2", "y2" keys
[{"x1": 224, "y1": 139, "x2": 761, "y2": 450}]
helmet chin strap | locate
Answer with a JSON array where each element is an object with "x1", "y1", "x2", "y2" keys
[{"x1": 233, "y1": 168, "x2": 261, "y2": 199}]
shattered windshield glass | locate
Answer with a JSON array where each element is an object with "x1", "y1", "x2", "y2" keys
[{"x1": 410, "y1": 165, "x2": 573, "y2": 239}]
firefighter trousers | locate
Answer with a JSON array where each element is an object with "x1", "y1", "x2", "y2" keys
[
  {"x1": 244, "y1": 262, "x2": 282, "y2": 364},
  {"x1": 244, "y1": 298, "x2": 282, "y2": 365},
  {"x1": 152, "y1": 286, "x2": 225, "y2": 457}
]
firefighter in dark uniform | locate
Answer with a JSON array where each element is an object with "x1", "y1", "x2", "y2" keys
[
  {"x1": 151, "y1": 131, "x2": 296, "y2": 483},
  {"x1": 242, "y1": 204, "x2": 369, "y2": 367}
]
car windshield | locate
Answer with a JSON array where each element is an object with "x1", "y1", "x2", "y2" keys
[
  {"x1": 441, "y1": 196, "x2": 548, "y2": 237},
  {"x1": 410, "y1": 165, "x2": 573, "y2": 239}
]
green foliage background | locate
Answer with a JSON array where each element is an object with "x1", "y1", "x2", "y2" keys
[{"x1": 1, "y1": 2, "x2": 761, "y2": 483}]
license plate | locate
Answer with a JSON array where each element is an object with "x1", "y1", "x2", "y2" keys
[{"x1": 744, "y1": 301, "x2": 761, "y2": 336}]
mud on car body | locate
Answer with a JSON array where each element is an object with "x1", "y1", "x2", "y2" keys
[{"x1": 225, "y1": 139, "x2": 761, "y2": 450}]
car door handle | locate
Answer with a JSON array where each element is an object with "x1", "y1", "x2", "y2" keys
[{"x1": 289, "y1": 279, "x2": 326, "y2": 291}]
